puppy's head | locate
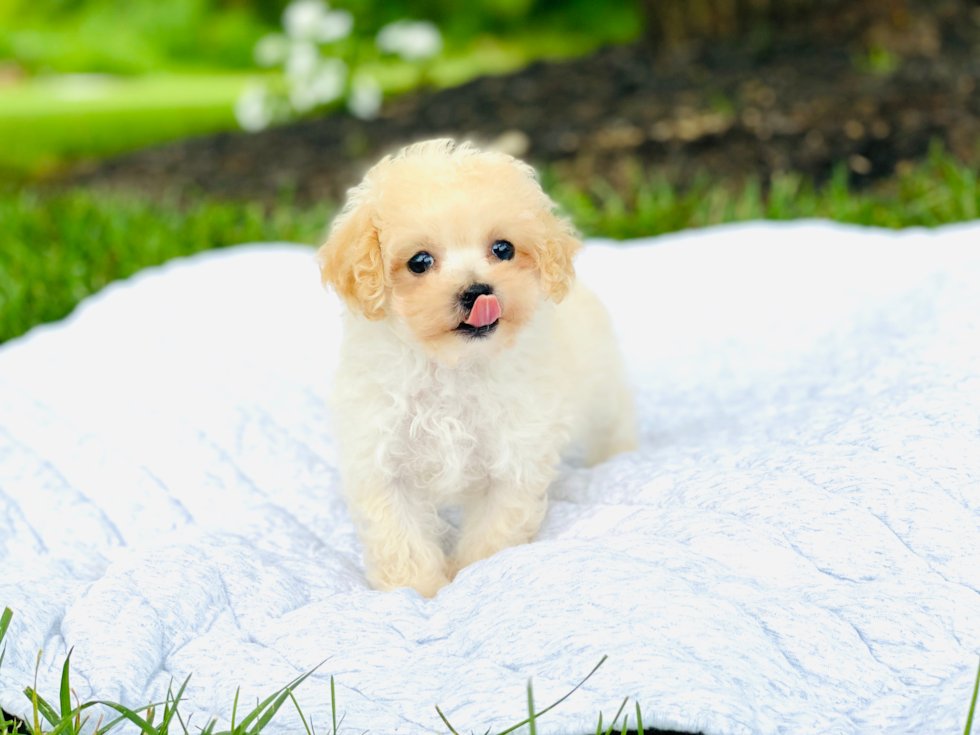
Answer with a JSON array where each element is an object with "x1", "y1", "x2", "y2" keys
[{"x1": 317, "y1": 139, "x2": 581, "y2": 364}]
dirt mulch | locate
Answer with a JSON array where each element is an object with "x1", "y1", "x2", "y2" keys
[{"x1": 66, "y1": 8, "x2": 980, "y2": 205}]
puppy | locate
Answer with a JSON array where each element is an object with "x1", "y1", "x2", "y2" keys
[{"x1": 317, "y1": 139, "x2": 636, "y2": 597}]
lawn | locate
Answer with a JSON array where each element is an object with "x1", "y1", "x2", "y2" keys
[{"x1": 3, "y1": 147, "x2": 980, "y2": 346}]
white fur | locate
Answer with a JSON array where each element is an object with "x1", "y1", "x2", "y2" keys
[
  {"x1": 331, "y1": 281, "x2": 635, "y2": 596},
  {"x1": 322, "y1": 139, "x2": 637, "y2": 596}
]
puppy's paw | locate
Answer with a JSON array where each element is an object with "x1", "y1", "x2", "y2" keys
[{"x1": 368, "y1": 568, "x2": 451, "y2": 598}]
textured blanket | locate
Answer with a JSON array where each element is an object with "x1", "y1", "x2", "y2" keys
[{"x1": 1, "y1": 221, "x2": 978, "y2": 735}]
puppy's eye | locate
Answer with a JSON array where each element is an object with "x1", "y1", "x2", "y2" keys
[
  {"x1": 491, "y1": 240, "x2": 515, "y2": 261},
  {"x1": 407, "y1": 251, "x2": 434, "y2": 274}
]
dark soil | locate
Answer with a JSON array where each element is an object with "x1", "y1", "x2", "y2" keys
[
  {"x1": 0, "y1": 710, "x2": 27, "y2": 734},
  {"x1": 66, "y1": 5, "x2": 980, "y2": 204}
]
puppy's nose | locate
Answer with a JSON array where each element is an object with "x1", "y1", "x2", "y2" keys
[{"x1": 459, "y1": 283, "x2": 493, "y2": 311}]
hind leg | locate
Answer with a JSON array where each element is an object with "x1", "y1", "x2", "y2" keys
[{"x1": 583, "y1": 384, "x2": 638, "y2": 467}]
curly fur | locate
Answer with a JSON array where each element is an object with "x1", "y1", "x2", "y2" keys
[{"x1": 317, "y1": 139, "x2": 637, "y2": 596}]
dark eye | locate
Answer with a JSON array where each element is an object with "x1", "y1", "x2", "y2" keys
[
  {"x1": 407, "y1": 251, "x2": 434, "y2": 274},
  {"x1": 491, "y1": 240, "x2": 515, "y2": 261}
]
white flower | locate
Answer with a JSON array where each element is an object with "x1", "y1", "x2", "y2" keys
[
  {"x1": 289, "y1": 57, "x2": 348, "y2": 112},
  {"x1": 285, "y1": 40, "x2": 320, "y2": 80},
  {"x1": 253, "y1": 33, "x2": 290, "y2": 67},
  {"x1": 235, "y1": 84, "x2": 275, "y2": 132},
  {"x1": 282, "y1": 0, "x2": 329, "y2": 41},
  {"x1": 348, "y1": 73, "x2": 383, "y2": 119},
  {"x1": 376, "y1": 20, "x2": 442, "y2": 61},
  {"x1": 282, "y1": 0, "x2": 353, "y2": 44},
  {"x1": 316, "y1": 9, "x2": 354, "y2": 43}
]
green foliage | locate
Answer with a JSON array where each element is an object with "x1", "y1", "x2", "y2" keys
[
  {"x1": 0, "y1": 0, "x2": 274, "y2": 74},
  {"x1": 0, "y1": 0, "x2": 641, "y2": 76},
  {"x1": 549, "y1": 147, "x2": 980, "y2": 240},
  {"x1": 436, "y1": 655, "x2": 613, "y2": 735},
  {"x1": 0, "y1": 74, "x2": 255, "y2": 179},
  {"x1": 0, "y1": 606, "x2": 326, "y2": 735},
  {"x1": 0, "y1": 610, "x2": 627, "y2": 735},
  {"x1": 0, "y1": 189, "x2": 332, "y2": 344},
  {"x1": 967, "y1": 656, "x2": 980, "y2": 735},
  {"x1": 2, "y1": 148, "x2": 980, "y2": 346}
]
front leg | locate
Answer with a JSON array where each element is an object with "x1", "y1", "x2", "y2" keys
[
  {"x1": 451, "y1": 469, "x2": 553, "y2": 576},
  {"x1": 347, "y1": 476, "x2": 451, "y2": 597}
]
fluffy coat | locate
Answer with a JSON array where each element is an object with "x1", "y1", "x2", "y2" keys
[{"x1": 318, "y1": 139, "x2": 636, "y2": 596}]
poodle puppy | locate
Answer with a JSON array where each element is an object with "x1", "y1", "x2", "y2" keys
[{"x1": 317, "y1": 139, "x2": 636, "y2": 597}]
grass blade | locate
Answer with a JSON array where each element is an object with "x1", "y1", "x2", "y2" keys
[
  {"x1": 331, "y1": 676, "x2": 337, "y2": 735},
  {"x1": 966, "y1": 656, "x2": 980, "y2": 735},
  {"x1": 59, "y1": 648, "x2": 74, "y2": 730},
  {"x1": 287, "y1": 691, "x2": 313, "y2": 735},
  {"x1": 635, "y1": 702, "x2": 644, "y2": 735},
  {"x1": 46, "y1": 702, "x2": 124, "y2": 735},
  {"x1": 594, "y1": 712, "x2": 602, "y2": 735},
  {"x1": 33, "y1": 649, "x2": 44, "y2": 733},
  {"x1": 91, "y1": 702, "x2": 161, "y2": 735},
  {"x1": 159, "y1": 675, "x2": 192, "y2": 734},
  {"x1": 434, "y1": 705, "x2": 460, "y2": 735},
  {"x1": 233, "y1": 680, "x2": 301, "y2": 733},
  {"x1": 526, "y1": 682, "x2": 536, "y2": 735},
  {"x1": 232, "y1": 665, "x2": 322, "y2": 735},
  {"x1": 0, "y1": 608, "x2": 12, "y2": 648},
  {"x1": 495, "y1": 656, "x2": 608, "y2": 735},
  {"x1": 245, "y1": 685, "x2": 299, "y2": 735},
  {"x1": 231, "y1": 687, "x2": 240, "y2": 734},
  {"x1": 24, "y1": 687, "x2": 60, "y2": 729},
  {"x1": 603, "y1": 697, "x2": 628, "y2": 735}
]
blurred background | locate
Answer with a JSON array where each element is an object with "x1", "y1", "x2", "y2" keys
[{"x1": 2, "y1": 0, "x2": 979, "y2": 344}]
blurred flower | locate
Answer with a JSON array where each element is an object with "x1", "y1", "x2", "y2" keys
[
  {"x1": 315, "y1": 9, "x2": 354, "y2": 43},
  {"x1": 285, "y1": 41, "x2": 320, "y2": 80},
  {"x1": 283, "y1": 0, "x2": 353, "y2": 44},
  {"x1": 253, "y1": 33, "x2": 290, "y2": 68},
  {"x1": 376, "y1": 20, "x2": 442, "y2": 61},
  {"x1": 348, "y1": 73, "x2": 383, "y2": 120},
  {"x1": 238, "y1": 1, "x2": 443, "y2": 132},
  {"x1": 235, "y1": 84, "x2": 276, "y2": 132},
  {"x1": 283, "y1": 0, "x2": 326, "y2": 40},
  {"x1": 290, "y1": 57, "x2": 347, "y2": 112}
]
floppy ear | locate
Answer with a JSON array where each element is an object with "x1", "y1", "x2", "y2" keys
[
  {"x1": 316, "y1": 201, "x2": 386, "y2": 320},
  {"x1": 535, "y1": 211, "x2": 582, "y2": 303}
]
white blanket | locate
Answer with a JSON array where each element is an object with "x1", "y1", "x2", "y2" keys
[{"x1": 1, "y1": 221, "x2": 978, "y2": 735}]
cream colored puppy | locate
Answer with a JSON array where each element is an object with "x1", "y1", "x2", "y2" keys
[{"x1": 317, "y1": 139, "x2": 636, "y2": 597}]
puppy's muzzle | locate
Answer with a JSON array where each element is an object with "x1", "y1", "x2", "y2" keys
[{"x1": 456, "y1": 284, "x2": 500, "y2": 337}]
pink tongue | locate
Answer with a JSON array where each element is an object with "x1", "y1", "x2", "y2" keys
[{"x1": 465, "y1": 294, "x2": 501, "y2": 328}]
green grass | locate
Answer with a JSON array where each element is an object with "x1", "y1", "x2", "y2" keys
[
  {"x1": 0, "y1": 189, "x2": 333, "y2": 345},
  {"x1": 2, "y1": 601, "x2": 979, "y2": 734},
  {"x1": 547, "y1": 147, "x2": 980, "y2": 240},
  {"x1": 2, "y1": 148, "x2": 980, "y2": 346},
  {"x1": 0, "y1": 606, "x2": 633, "y2": 735}
]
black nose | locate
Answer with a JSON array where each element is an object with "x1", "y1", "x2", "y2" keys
[{"x1": 459, "y1": 283, "x2": 493, "y2": 310}]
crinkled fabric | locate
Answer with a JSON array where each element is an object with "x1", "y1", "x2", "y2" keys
[{"x1": 1, "y1": 221, "x2": 978, "y2": 735}]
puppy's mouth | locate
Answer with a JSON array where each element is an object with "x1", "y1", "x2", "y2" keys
[
  {"x1": 455, "y1": 292, "x2": 501, "y2": 339},
  {"x1": 454, "y1": 320, "x2": 499, "y2": 338}
]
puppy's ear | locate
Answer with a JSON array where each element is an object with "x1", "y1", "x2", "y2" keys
[
  {"x1": 535, "y1": 212, "x2": 582, "y2": 303},
  {"x1": 317, "y1": 200, "x2": 386, "y2": 320}
]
